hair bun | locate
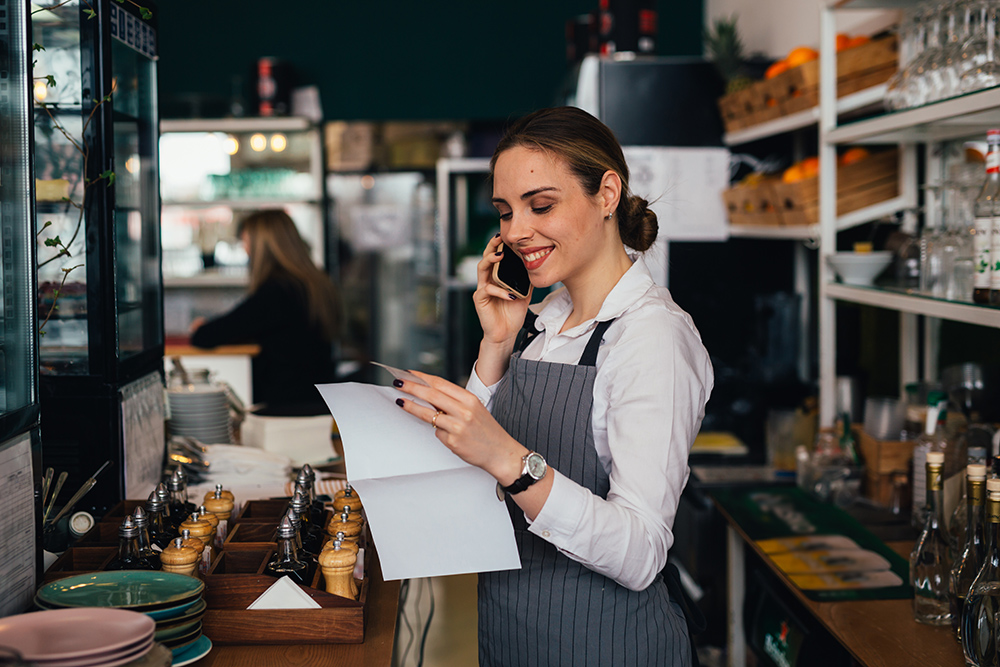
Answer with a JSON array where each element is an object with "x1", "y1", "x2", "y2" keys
[{"x1": 620, "y1": 195, "x2": 657, "y2": 252}]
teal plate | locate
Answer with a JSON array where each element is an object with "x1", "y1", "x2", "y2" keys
[
  {"x1": 160, "y1": 622, "x2": 202, "y2": 648},
  {"x1": 172, "y1": 635, "x2": 212, "y2": 667},
  {"x1": 145, "y1": 596, "x2": 204, "y2": 620},
  {"x1": 36, "y1": 571, "x2": 205, "y2": 611},
  {"x1": 153, "y1": 598, "x2": 207, "y2": 626},
  {"x1": 156, "y1": 619, "x2": 201, "y2": 642}
]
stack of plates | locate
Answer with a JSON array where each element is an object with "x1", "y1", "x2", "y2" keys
[
  {"x1": 168, "y1": 383, "x2": 232, "y2": 444},
  {"x1": 34, "y1": 571, "x2": 213, "y2": 665},
  {"x1": 0, "y1": 607, "x2": 154, "y2": 667}
]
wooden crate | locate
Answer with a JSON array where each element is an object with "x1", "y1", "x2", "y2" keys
[
  {"x1": 771, "y1": 148, "x2": 899, "y2": 226},
  {"x1": 718, "y1": 35, "x2": 898, "y2": 133},
  {"x1": 41, "y1": 546, "x2": 116, "y2": 584},
  {"x1": 201, "y1": 545, "x2": 371, "y2": 644},
  {"x1": 233, "y1": 498, "x2": 292, "y2": 523},
  {"x1": 856, "y1": 426, "x2": 914, "y2": 508},
  {"x1": 721, "y1": 180, "x2": 784, "y2": 226}
]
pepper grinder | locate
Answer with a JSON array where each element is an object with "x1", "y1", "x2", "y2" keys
[
  {"x1": 161, "y1": 537, "x2": 200, "y2": 578},
  {"x1": 179, "y1": 512, "x2": 213, "y2": 546},
  {"x1": 319, "y1": 541, "x2": 358, "y2": 599},
  {"x1": 332, "y1": 487, "x2": 363, "y2": 514},
  {"x1": 322, "y1": 535, "x2": 359, "y2": 555},
  {"x1": 198, "y1": 503, "x2": 223, "y2": 549},
  {"x1": 326, "y1": 508, "x2": 361, "y2": 543},
  {"x1": 179, "y1": 528, "x2": 208, "y2": 575},
  {"x1": 203, "y1": 488, "x2": 234, "y2": 521}
]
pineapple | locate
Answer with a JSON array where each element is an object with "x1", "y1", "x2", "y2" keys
[{"x1": 704, "y1": 14, "x2": 753, "y2": 94}]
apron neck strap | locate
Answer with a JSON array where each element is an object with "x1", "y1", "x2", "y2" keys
[{"x1": 578, "y1": 318, "x2": 616, "y2": 367}]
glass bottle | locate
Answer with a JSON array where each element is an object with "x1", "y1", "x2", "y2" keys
[
  {"x1": 156, "y1": 481, "x2": 182, "y2": 533},
  {"x1": 913, "y1": 394, "x2": 949, "y2": 528},
  {"x1": 911, "y1": 451, "x2": 952, "y2": 625},
  {"x1": 144, "y1": 489, "x2": 174, "y2": 549},
  {"x1": 962, "y1": 477, "x2": 1000, "y2": 664},
  {"x1": 168, "y1": 468, "x2": 196, "y2": 518},
  {"x1": 264, "y1": 515, "x2": 313, "y2": 586},
  {"x1": 951, "y1": 446, "x2": 989, "y2": 550},
  {"x1": 950, "y1": 463, "x2": 988, "y2": 638},
  {"x1": 290, "y1": 491, "x2": 324, "y2": 558},
  {"x1": 297, "y1": 464, "x2": 326, "y2": 525},
  {"x1": 106, "y1": 516, "x2": 157, "y2": 571},
  {"x1": 131, "y1": 506, "x2": 162, "y2": 569},
  {"x1": 973, "y1": 128, "x2": 1000, "y2": 304}
]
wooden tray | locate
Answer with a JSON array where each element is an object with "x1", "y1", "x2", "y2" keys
[
  {"x1": 41, "y1": 546, "x2": 116, "y2": 584},
  {"x1": 201, "y1": 545, "x2": 371, "y2": 644},
  {"x1": 856, "y1": 426, "x2": 914, "y2": 508},
  {"x1": 233, "y1": 499, "x2": 293, "y2": 523}
]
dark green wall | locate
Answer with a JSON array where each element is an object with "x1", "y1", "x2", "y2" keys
[{"x1": 156, "y1": 1, "x2": 704, "y2": 121}]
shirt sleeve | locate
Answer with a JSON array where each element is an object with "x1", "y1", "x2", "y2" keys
[
  {"x1": 526, "y1": 311, "x2": 713, "y2": 591},
  {"x1": 465, "y1": 361, "x2": 503, "y2": 409}
]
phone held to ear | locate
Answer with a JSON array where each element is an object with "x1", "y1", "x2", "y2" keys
[{"x1": 492, "y1": 244, "x2": 531, "y2": 300}]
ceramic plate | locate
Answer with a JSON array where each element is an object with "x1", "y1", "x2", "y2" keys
[
  {"x1": 159, "y1": 622, "x2": 201, "y2": 648},
  {"x1": 144, "y1": 596, "x2": 204, "y2": 620},
  {"x1": 36, "y1": 571, "x2": 205, "y2": 610},
  {"x1": 171, "y1": 635, "x2": 212, "y2": 667},
  {"x1": 31, "y1": 636, "x2": 153, "y2": 667},
  {"x1": 155, "y1": 618, "x2": 202, "y2": 642},
  {"x1": 0, "y1": 608, "x2": 153, "y2": 661},
  {"x1": 165, "y1": 631, "x2": 201, "y2": 654},
  {"x1": 153, "y1": 598, "x2": 207, "y2": 627}
]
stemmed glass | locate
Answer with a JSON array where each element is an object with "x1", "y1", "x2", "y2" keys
[
  {"x1": 886, "y1": 10, "x2": 921, "y2": 110},
  {"x1": 936, "y1": 0, "x2": 973, "y2": 99},
  {"x1": 960, "y1": 1, "x2": 1000, "y2": 93}
]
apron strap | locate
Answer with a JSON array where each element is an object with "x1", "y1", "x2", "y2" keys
[
  {"x1": 513, "y1": 310, "x2": 539, "y2": 354},
  {"x1": 578, "y1": 319, "x2": 616, "y2": 367}
]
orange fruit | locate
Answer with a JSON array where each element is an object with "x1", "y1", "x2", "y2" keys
[
  {"x1": 786, "y1": 46, "x2": 819, "y2": 68},
  {"x1": 839, "y1": 147, "x2": 870, "y2": 166},
  {"x1": 765, "y1": 60, "x2": 790, "y2": 79},
  {"x1": 845, "y1": 35, "x2": 870, "y2": 49},
  {"x1": 836, "y1": 33, "x2": 851, "y2": 52},
  {"x1": 800, "y1": 156, "x2": 820, "y2": 178},
  {"x1": 782, "y1": 164, "x2": 805, "y2": 184}
]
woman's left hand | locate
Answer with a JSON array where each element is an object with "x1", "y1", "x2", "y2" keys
[{"x1": 393, "y1": 370, "x2": 523, "y2": 481}]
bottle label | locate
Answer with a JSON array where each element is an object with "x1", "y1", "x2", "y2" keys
[
  {"x1": 989, "y1": 497, "x2": 1000, "y2": 523},
  {"x1": 928, "y1": 465, "x2": 942, "y2": 491},
  {"x1": 988, "y1": 150, "x2": 1000, "y2": 173},
  {"x1": 975, "y1": 217, "x2": 993, "y2": 289},
  {"x1": 971, "y1": 480, "x2": 985, "y2": 507}
]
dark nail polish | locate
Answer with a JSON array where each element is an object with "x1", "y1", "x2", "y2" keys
[
  {"x1": 395, "y1": 398, "x2": 404, "y2": 407},
  {"x1": 495, "y1": 251, "x2": 502, "y2": 256},
  {"x1": 508, "y1": 293, "x2": 517, "y2": 300},
  {"x1": 494, "y1": 232, "x2": 501, "y2": 238},
  {"x1": 393, "y1": 379, "x2": 404, "y2": 388}
]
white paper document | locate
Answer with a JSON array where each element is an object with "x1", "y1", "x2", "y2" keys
[{"x1": 316, "y1": 382, "x2": 521, "y2": 581}]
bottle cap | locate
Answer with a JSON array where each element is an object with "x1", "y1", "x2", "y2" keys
[
  {"x1": 277, "y1": 515, "x2": 297, "y2": 539},
  {"x1": 284, "y1": 507, "x2": 301, "y2": 528},
  {"x1": 119, "y1": 516, "x2": 139, "y2": 538},
  {"x1": 989, "y1": 129, "x2": 1000, "y2": 140},
  {"x1": 988, "y1": 477, "x2": 1000, "y2": 492},
  {"x1": 167, "y1": 469, "x2": 184, "y2": 491},
  {"x1": 302, "y1": 463, "x2": 316, "y2": 482},
  {"x1": 290, "y1": 492, "x2": 309, "y2": 514},
  {"x1": 145, "y1": 490, "x2": 164, "y2": 513},
  {"x1": 155, "y1": 482, "x2": 170, "y2": 503},
  {"x1": 969, "y1": 464, "x2": 988, "y2": 480},
  {"x1": 927, "y1": 451, "x2": 945, "y2": 464},
  {"x1": 293, "y1": 482, "x2": 309, "y2": 498},
  {"x1": 131, "y1": 506, "x2": 149, "y2": 527}
]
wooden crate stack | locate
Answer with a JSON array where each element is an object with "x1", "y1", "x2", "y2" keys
[
  {"x1": 721, "y1": 179, "x2": 784, "y2": 226},
  {"x1": 718, "y1": 35, "x2": 898, "y2": 133}
]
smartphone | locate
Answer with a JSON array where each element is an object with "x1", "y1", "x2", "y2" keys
[{"x1": 492, "y1": 243, "x2": 531, "y2": 299}]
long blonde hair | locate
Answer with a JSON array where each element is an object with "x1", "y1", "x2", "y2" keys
[{"x1": 238, "y1": 209, "x2": 339, "y2": 341}]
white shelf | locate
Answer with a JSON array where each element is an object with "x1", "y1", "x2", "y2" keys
[
  {"x1": 163, "y1": 273, "x2": 248, "y2": 289},
  {"x1": 826, "y1": 283, "x2": 1000, "y2": 327},
  {"x1": 727, "y1": 195, "x2": 907, "y2": 240},
  {"x1": 829, "y1": 0, "x2": 917, "y2": 8},
  {"x1": 724, "y1": 84, "x2": 887, "y2": 146},
  {"x1": 828, "y1": 86, "x2": 1000, "y2": 145},
  {"x1": 162, "y1": 198, "x2": 321, "y2": 208},
  {"x1": 160, "y1": 117, "x2": 315, "y2": 133}
]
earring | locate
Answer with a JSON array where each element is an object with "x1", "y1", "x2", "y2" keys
[{"x1": 606, "y1": 212, "x2": 613, "y2": 220}]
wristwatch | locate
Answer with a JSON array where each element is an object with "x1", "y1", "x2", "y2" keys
[{"x1": 496, "y1": 451, "x2": 547, "y2": 500}]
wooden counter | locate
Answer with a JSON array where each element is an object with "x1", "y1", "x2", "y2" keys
[
  {"x1": 190, "y1": 547, "x2": 400, "y2": 666},
  {"x1": 716, "y1": 501, "x2": 963, "y2": 667},
  {"x1": 165, "y1": 344, "x2": 261, "y2": 357}
]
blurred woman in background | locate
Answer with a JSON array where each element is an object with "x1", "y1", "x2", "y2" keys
[{"x1": 190, "y1": 209, "x2": 339, "y2": 415}]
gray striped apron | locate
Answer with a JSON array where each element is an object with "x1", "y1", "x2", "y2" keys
[{"x1": 479, "y1": 317, "x2": 691, "y2": 667}]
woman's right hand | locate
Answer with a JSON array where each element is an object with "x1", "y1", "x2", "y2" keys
[{"x1": 472, "y1": 234, "x2": 531, "y2": 349}]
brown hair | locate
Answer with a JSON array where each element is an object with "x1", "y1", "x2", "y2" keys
[
  {"x1": 238, "y1": 209, "x2": 339, "y2": 341},
  {"x1": 490, "y1": 106, "x2": 657, "y2": 252}
]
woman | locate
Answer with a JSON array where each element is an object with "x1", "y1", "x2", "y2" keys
[
  {"x1": 394, "y1": 107, "x2": 713, "y2": 666},
  {"x1": 190, "y1": 209, "x2": 339, "y2": 415}
]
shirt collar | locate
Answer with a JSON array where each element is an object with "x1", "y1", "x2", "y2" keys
[{"x1": 534, "y1": 256, "x2": 655, "y2": 336}]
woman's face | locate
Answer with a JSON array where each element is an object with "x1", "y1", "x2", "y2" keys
[{"x1": 492, "y1": 146, "x2": 613, "y2": 290}]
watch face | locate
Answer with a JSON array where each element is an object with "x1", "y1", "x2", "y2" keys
[{"x1": 525, "y1": 453, "x2": 546, "y2": 479}]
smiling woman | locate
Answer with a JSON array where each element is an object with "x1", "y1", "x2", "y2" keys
[{"x1": 392, "y1": 107, "x2": 714, "y2": 667}]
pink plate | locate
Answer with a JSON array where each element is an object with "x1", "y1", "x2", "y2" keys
[
  {"x1": 36, "y1": 636, "x2": 154, "y2": 667},
  {"x1": 0, "y1": 607, "x2": 154, "y2": 661}
]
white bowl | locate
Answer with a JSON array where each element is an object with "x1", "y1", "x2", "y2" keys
[{"x1": 826, "y1": 251, "x2": 893, "y2": 286}]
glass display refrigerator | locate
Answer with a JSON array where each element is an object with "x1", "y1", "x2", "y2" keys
[
  {"x1": 0, "y1": 0, "x2": 44, "y2": 618},
  {"x1": 33, "y1": 0, "x2": 165, "y2": 516}
]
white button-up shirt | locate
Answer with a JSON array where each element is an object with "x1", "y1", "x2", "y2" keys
[{"x1": 468, "y1": 257, "x2": 714, "y2": 592}]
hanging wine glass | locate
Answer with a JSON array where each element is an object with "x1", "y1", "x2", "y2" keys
[
  {"x1": 886, "y1": 9, "x2": 920, "y2": 110},
  {"x1": 907, "y1": 6, "x2": 947, "y2": 106},
  {"x1": 938, "y1": 0, "x2": 973, "y2": 99},
  {"x1": 959, "y1": 0, "x2": 1000, "y2": 94}
]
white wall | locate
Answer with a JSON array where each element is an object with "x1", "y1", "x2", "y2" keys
[{"x1": 704, "y1": 0, "x2": 899, "y2": 60}]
